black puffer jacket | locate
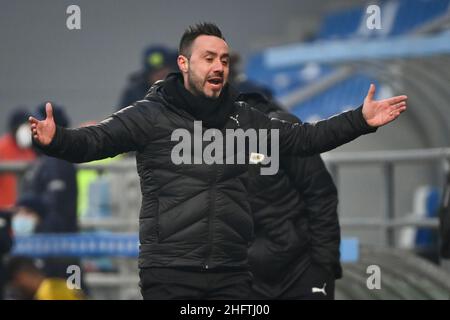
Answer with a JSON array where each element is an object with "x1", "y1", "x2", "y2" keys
[
  {"x1": 244, "y1": 93, "x2": 341, "y2": 297},
  {"x1": 37, "y1": 74, "x2": 375, "y2": 270}
]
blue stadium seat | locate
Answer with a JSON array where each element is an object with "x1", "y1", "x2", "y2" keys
[
  {"x1": 318, "y1": 6, "x2": 364, "y2": 40},
  {"x1": 290, "y1": 74, "x2": 378, "y2": 122},
  {"x1": 390, "y1": 0, "x2": 450, "y2": 36}
]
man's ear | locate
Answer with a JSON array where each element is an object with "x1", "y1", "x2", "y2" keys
[{"x1": 177, "y1": 55, "x2": 189, "y2": 73}]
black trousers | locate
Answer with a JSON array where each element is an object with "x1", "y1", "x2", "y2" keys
[
  {"x1": 140, "y1": 267, "x2": 252, "y2": 300},
  {"x1": 251, "y1": 264, "x2": 335, "y2": 300}
]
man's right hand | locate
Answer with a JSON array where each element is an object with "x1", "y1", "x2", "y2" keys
[{"x1": 29, "y1": 102, "x2": 56, "y2": 146}]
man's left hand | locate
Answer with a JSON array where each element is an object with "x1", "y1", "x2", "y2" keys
[{"x1": 362, "y1": 84, "x2": 408, "y2": 127}]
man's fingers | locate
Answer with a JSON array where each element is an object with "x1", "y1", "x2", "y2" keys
[
  {"x1": 32, "y1": 125, "x2": 38, "y2": 138},
  {"x1": 366, "y1": 83, "x2": 376, "y2": 101},
  {"x1": 28, "y1": 116, "x2": 39, "y2": 125},
  {"x1": 391, "y1": 101, "x2": 407, "y2": 110},
  {"x1": 394, "y1": 109, "x2": 404, "y2": 118},
  {"x1": 46, "y1": 102, "x2": 54, "y2": 120},
  {"x1": 28, "y1": 116, "x2": 40, "y2": 140},
  {"x1": 391, "y1": 104, "x2": 407, "y2": 115},
  {"x1": 389, "y1": 105, "x2": 407, "y2": 118},
  {"x1": 387, "y1": 95, "x2": 408, "y2": 105}
]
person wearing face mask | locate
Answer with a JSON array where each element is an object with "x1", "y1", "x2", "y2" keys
[
  {"x1": 5, "y1": 193, "x2": 45, "y2": 299},
  {"x1": 11, "y1": 193, "x2": 46, "y2": 236},
  {"x1": 0, "y1": 108, "x2": 36, "y2": 210},
  {"x1": 10, "y1": 192, "x2": 88, "y2": 295}
]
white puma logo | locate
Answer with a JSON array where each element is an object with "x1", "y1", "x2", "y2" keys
[
  {"x1": 312, "y1": 283, "x2": 327, "y2": 296},
  {"x1": 230, "y1": 114, "x2": 240, "y2": 127}
]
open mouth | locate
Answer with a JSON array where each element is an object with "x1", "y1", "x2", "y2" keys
[{"x1": 207, "y1": 77, "x2": 223, "y2": 88}]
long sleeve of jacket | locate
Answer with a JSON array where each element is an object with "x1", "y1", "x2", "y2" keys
[
  {"x1": 256, "y1": 106, "x2": 377, "y2": 156},
  {"x1": 271, "y1": 111, "x2": 341, "y2": 277},
  {"x1": 34, "y1": 104, "x2": 153, "y2": 163}
]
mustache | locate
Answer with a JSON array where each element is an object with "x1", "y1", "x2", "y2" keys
[{"x1": 207, "y1": 73, "x2": 224, "y2": 81}]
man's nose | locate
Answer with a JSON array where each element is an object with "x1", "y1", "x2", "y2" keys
[{"x1": 212, "y1": 59, "x2": 224, "y2": 73}]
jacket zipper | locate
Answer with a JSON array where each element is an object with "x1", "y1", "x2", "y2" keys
[
  {"x1": 204, "y1": 128, "x2": 221, "y2": 270},
  {"x1": 204, "y1": 163, "x2": 217, "y2": 271}
]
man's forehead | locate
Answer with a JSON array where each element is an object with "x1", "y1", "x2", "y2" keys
[{"x1": 192, "y1": 35, "x2": 229, "y2": 55}]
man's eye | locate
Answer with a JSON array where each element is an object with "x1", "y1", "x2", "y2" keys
[
  {"x1": 206, "y1": 57, "x2": 213, "y2": 62},
  {"x1": 222, "y1": 60, "x2": 229, "y2": 66}
]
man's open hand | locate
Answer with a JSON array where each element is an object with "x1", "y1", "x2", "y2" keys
[
  {"x1": 362, "y1": 84, "x2": 407, "y2": 127},
  {"x1": 28, "y1": 102, "x2": 56, "y2": 146}
]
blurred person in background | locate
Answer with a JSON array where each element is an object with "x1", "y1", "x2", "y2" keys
[
  {"x1": 0, "y1": 108, "x2": 36, "y2": 210},
  {"x1": 3, "y1": 194, "x2": 47, "y2": 299},
  {"x1": 5, "y1": 256, "x2": 85, "y2": 300},
  {"x1": 119, "y1": 45, "x2": 178, "y2": 109},
  {"x1": 11, "y1": 193, "x2": 47, "y2": 237},
  {"x1": 11, "y1": 192, "x2": 90, "y2": 296},
  {"x1": 230, "y1": 56, "x2": 341, "y2": 299},
  {"x1": 243, "y1": 93, "x2": 341, "y2": 300}
]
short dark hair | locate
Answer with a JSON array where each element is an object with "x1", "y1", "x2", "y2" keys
[{"x1": 179, "y1": 22, "x2": 225, "y2": 58}]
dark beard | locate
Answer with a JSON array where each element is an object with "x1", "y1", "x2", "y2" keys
[
  {"x1": 162, "y1": 72, "x2": 238, "y2": 129},
  {"x1": 188, "y1": 69, "x2": 221, "y2": 99}
]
